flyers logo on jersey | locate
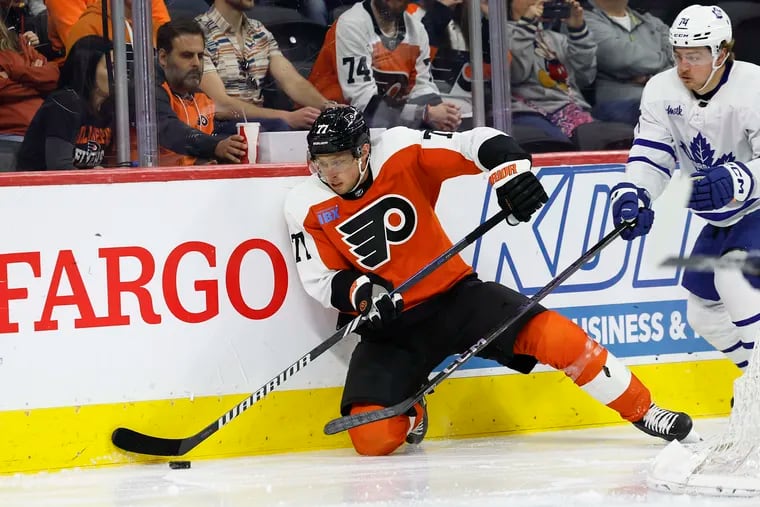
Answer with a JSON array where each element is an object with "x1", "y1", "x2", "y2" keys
[{"x1": 337, "y1": 195, "x2": 417, "y2": 269}]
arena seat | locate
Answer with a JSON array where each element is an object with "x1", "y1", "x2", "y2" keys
[
  {"x1": 732, "y1": 15, "x2": 760, "y2": 66},
  {"x1": 164, "y1": 0, "x2": 210, "y2": 20},
  {"x1": 246, "y1": 7, "x2": 328, "y2": 110}
]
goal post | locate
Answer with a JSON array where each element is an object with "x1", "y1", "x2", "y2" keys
[{"x1": 648, "y1": 343, "x2": 760, "y2": 497}]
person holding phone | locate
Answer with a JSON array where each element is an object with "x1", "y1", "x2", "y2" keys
[
  {"x1": 16, "y1": 36, "x2": 114, "y2": 171},
  {"x1": 542, "y1": 0, "x2": 572, "y2": 20},
  {"x1": 507, "y1": 0, "x2": 634, "y2": 150},
  {"x1": 0, "y1": 16, "x2": 59, "y2": 170}
]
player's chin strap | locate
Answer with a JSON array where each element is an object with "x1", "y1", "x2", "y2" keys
[
  {"x1": 695, "y1": 53, "x2": 727, "y2": 94},
  {"x1": 347, "y1": 156, "x2": 369, "y2": 194}
]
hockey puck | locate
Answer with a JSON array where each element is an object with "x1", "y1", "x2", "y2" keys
[{"x1": 168, "y1": 461, "x2": 191, "y2": 469}]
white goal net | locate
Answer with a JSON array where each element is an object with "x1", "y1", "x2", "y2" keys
[{"x1": 647, "y1": 344, "x2": 760, "y2": 497}]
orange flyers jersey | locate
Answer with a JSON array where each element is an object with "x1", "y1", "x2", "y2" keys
[
  {"x1": 308, "y1": 0, "x2": 439, "y2": 111},
  {"x1": 284, "y1": 126, "x2": 508, "y2": 312},
  {"x1": 158, "y1": 81, "x2": 216, "y2": 166}
]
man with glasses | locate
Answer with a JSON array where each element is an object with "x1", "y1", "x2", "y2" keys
[
  {"x1": 283, "y1": 106, "x2": 697, "y2": 456},
  {"x1": 610, "y1": 5, "x2": 760, "y2": 379}
]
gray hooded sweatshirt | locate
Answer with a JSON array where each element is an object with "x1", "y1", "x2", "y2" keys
[
  {"x1": 509, "y1": 17, "x2": 597, "y2": 116},
  {"x1": 584, "y1": 1, "x2": 673, "y2": 103}
]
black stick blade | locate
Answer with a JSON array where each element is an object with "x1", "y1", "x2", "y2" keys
[
  {"x1": 324, "y1": 404, "x2": 407, "y2": 435},
  {"x1": 112, "y1": 428, "x2": 185, "y2": 456}
]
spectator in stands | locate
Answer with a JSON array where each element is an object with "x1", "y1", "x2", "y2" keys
[
  {"x1": 0, "y1": 16, "x2": 58, "y2": 170},
  {"x1": 407, "y1": 0, "x2": 470, "y2": 52},
  {"x1": 308, "y1": 0, "x2": 461, "y2": 130},
  {"x1": 65, "y1": 0, "x2": 171, "y2": 56},
  {"x1": 196, "y1": 0, "x2": 331, "y2": 133},
  {"x1": 584, "y1": 0, "x2": 672, "y2": 126},
  {"x1": 156, "y1": 19, "x2": 247, "y2": 166},
  {"x1": 410, "y1": 0, "x2": 492, "y2": 113},
  {"x1": 16, "y1": 35, "x2": 113, "y2": 170},
  {"x1": 508, "y1": 0, "x2": 634, "y2": 151},
  {"x1": 1, "y1": 0, "x2": 51, "y2": 55}
]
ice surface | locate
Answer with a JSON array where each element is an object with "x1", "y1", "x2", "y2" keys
[{"x1": 0, "y1": 417, "x2": 753, "y2": 507}]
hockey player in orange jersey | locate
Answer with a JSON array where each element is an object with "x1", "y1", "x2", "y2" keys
[{"x1": 283, "y1": 107, "x2": 698, "y2": 456}]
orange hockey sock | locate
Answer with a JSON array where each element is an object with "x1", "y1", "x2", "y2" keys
[
  {"x1": 347, "y1": 403, "x2": 411, "y2": 456},
  {"x1": 514, "y1": 311, "x2": 651, "y2": 421}
]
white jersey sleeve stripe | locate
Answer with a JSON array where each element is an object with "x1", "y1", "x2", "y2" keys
[
  {"x1": 627, "y1": 156, "x2": 672, "y2": 176},
  {"x1": 632, "y1": 138, "x2": 677, "y2": 161},
  {"x1": 693, "y1": 198, "x2": 760, "y2": 222}
]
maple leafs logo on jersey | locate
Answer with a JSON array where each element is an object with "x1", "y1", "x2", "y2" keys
[
  {"x1": 337, "y1": 195, "x2": 417, "y2": 270},
  {"x1": 679, "y1": 133, "x2": 735, "y2": 171}
]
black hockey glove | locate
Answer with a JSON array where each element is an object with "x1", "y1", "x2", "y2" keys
[
  {"x1": 489, "y1": 159, "x2": 548, "y2": 223},
  {"x1": 350, "y1": 275, "x2": 403, "y2": 329}
]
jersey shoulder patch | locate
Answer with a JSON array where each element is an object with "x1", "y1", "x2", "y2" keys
[{"x1": 284, "y1": 176, "x2": 336, "y2": 226}]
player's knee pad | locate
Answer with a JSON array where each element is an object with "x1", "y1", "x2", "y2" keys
[
  {"x1": 686, "y1": 293, "x2": 735, "y2": 343},
  {"x1": 714, "y1": 251, "x2": 760, "y2": 326},
  {"x1": 515, "y1": 310, "x2": 605, "y2": 385},
  {"x1": 686, "y1": 292, "x2": 752, "y2": 358},
  {"x1": 347, "y1": 403, "x2": 409, "y2": 456},
  {"x1": 687, "y1": 292, "x2": 755, "y2": 369}
]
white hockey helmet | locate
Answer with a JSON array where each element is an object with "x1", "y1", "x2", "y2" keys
[{"x1": 669, "y1": 5, "x2": 733, "y2": 58}]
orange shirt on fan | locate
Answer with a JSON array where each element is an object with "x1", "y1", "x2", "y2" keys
[
  {"x1": 52, "y1": 0, "x2": 170, "y2": 58},
  {"x1": 157, "y1": 81, "x2": 216, "y2": 167}
]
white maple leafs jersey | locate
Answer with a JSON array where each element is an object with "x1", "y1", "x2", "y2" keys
[{"x1": 626, "y1": 61, "x2": 760, "y2": 226}]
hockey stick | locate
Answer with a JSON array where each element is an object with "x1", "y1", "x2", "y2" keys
[
  {"x1": 323, "y1": 221, "x2": 629, "y2": 435},
  {"x1": 661, "y1": 254, "x2": 760, "y2": 276},
  {"x1": 112, "y1": 209, "x2": 509, "y2": 456}
]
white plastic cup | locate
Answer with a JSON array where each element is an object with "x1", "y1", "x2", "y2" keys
[{"x1": 236, "y1": 122, "x2": 260, "y2": 164}]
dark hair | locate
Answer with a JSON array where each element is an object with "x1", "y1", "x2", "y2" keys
[
  {"x1": 58, "y1": 35, "x2": 112, "y2": 103},
  {"x1": 156, "y1": 19, "x2": 205, "y2": 54}
]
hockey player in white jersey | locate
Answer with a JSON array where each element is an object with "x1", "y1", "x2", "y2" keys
[{"x1": 610, "y1": 4, "x2": 759, "y2": 374}]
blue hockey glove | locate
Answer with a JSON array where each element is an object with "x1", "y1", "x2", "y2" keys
[
  {"x1": 689, "y1": 162, "x2": 754, "y2": 211},
  {"x1": 610, "y1": 182, "x2": 654, "y2": 240}
]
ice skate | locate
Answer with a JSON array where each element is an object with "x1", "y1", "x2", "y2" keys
[
  {"x1": 632, "y1": 403, "x2": 700, "y2": 442},
  {"x1": 405, "y1": 397, "x2": 428, "y2": 445}
]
